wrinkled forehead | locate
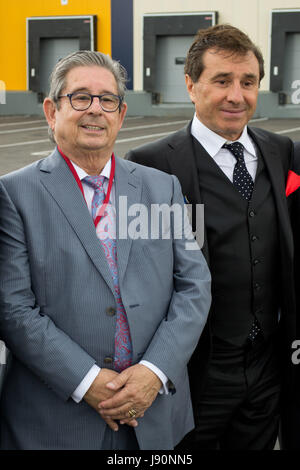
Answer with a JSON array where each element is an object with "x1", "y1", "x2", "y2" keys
[
  {"x1": 63, "y1": 65, "x2": 118, "y2": 93},
  {"x1": 201, "y1": 48, "x2": 260, "y2": 77},
  {"x1": 203, "y1": 47, "x2": 259, "y2": 66}
]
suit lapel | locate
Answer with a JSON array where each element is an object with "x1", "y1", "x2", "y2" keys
[
  {"x1": 114, "y1": 157, "x2": 142, "y2": 284},
  {"x1": 165, "y1": 123, "x2": 211, "y2": 263},
  {"x1": 39, "y1": 149, "x2": 116, "y2": 295},
  {"x1": 165, "y1": 123, "x2": 202, "y2": 205},
  {"x1": 249, "y1": 127, "x2": 293, "y2": 258}
]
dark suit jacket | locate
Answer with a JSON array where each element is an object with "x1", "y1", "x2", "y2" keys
[
  {"x1": 279, "y1": 141, "x2": 300, "y2": 449},
  {"x1": 126, "y1": 123, "x2": 296, "y2": 397},
  {"x1": 290, "y1": 141, "x2": 300, "y2": 396}
]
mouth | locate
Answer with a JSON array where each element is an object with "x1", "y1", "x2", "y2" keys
[
  {"x1": 221, "y1": 109, "x2": 246, "y2": 116},
  {"x1": 81, "y1": 124, "x2": 104, "y2": 132}
]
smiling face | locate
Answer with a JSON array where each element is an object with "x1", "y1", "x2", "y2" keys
[
  {"x1": 43, "y1": 65, "x2": 127, "y2": 161},
  {"x1": 185, "y1": 48, "x2": 260, "y2": 141}
]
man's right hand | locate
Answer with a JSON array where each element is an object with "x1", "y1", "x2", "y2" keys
[{"x1": 83, "y1": 369, "x2": 138, "y2": 431}]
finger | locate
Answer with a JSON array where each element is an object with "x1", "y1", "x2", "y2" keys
[
  {"x1": 106, "y1": 370, "x2": 129, "y2": 392},
  {"x1": 98, "y1": 388, "x2": 129, "y2": 410},
  {"x1": 102, "y1": 416, "x2": 119, "y2": 432},
  {"x1": 120, "y1": 418, "x2": 139, "y2": 427},
  {"x1": 100, "y1": 405, "x2": 140, "y2": 419},
  {"x1": 120, "y1": 412, "x2": 144, "y2": 424}
]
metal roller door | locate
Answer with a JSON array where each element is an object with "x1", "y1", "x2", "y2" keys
[
  {"x1": 283, "y1": 33, "x2": 300, "y2": 102},
  {"x1": 155, "y1": 35, "x2": 194, "y2": 103}
]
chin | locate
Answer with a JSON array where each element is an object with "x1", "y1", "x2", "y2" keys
[
  {"x1": 222, "y1": 124, "x2": 244, "y2": 138},
  {"x1": 80, "y1": 140, "x2": 106, "y2": 150}
]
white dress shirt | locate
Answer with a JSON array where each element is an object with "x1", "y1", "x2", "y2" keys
[
  {"x1": 190, "y1": 114, "x2": 258, "y2": 181},
  {"x1": 71, "y1": 158, "x2": 168, "y2": 402}
]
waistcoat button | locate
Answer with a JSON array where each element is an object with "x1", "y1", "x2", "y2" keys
[
  {"x1": 106, "y1": 307, "x2": 116, "y2": 316},
  {"x1": 104, "y1": 357, "x2": 113, "y2": 364}
]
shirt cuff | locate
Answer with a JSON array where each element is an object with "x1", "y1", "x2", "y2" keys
[
  {"x1": 71, "y1": 364, "x2": 101, "y2": 403},
  {"x1": 140, "y1": 360, "x2": 169, "y2": 395}
]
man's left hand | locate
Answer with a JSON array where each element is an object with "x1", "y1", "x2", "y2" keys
[{"x1": 97, "y1": 364, "x2": 162, "y2": 423}]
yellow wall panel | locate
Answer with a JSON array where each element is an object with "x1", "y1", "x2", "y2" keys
[{"x1": 0, "y1": 0, "x2": 111, "y2": 91}]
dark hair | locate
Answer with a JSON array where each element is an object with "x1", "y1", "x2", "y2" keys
[{"x1": 184, "y1": 24, "x2": 264, "y2": 83}]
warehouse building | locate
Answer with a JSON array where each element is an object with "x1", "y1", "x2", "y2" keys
[{"x1": 0, "y1": 0, "x2": 300, "y2": 117}]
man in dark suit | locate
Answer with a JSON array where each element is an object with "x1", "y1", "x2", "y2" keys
[
  {"x1": 126, "y1": 24, "x2": 295, "y2": 449},
  {"x1": 280, "y1": 141, "x2": 300, "y2": 450}
]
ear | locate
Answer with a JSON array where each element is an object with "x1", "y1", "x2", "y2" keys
[
  {"x1": 118, "y1": 101, "x2": 128, "y2": 130},
  {"x1": 43, "y1": 98, "x2": 57, "y2": 133},
  {"x1": 185, "y1": 74, "x2": 196, "y2": 104}
]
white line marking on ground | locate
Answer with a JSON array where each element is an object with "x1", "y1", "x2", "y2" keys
[
  {"x1": 250, "y1": 117, "x2": 269, "y2": 122},
  {"x1": 125, "y1": 116, "x2": 144, "y2": 120},
  {"x1": 117, "y1": 132, "x2": 173, "y2": 143},
  {"x1": 120, "y1": 120, "x2": 187, "y2": 132},
  {"x1": 0, "y1": 139, "x2": 49, "y2": 148},
  {"x1": 275, "y1": 127, "x2": 300, "y2": 134},
  {"x1": 31, "y1": 150, "x2": 53, "y2": 156},
  {"x1": 0, "y1": 119, "x2": 46, "y2": 127},
  {"x1": 0, "y1": 126, "x2": 48, "y2": 134}
]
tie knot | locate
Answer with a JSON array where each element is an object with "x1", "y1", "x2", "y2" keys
[
  {"x1": 83, "y1": 175, "x2": 106, "y2": 192},
  {"x1": 223, "y1": 142, "x2": 244, "y2": 162}
]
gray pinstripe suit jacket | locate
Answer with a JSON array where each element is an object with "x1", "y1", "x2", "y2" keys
[{"x1": 0, "y1": 149, "x2": 211, "y2": 449}]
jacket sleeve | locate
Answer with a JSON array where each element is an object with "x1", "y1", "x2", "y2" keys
[{"x1": 0, "y1": 180, "x2": 96, "y2": 401}]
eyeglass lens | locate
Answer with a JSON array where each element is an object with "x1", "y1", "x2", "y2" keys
[{"x1": 71, "y1": 92, "x2": 120, "y2": 111}]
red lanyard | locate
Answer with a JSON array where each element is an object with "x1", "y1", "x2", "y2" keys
[{"x1": 58, "y1": 146, "x2": 115, "y2": 228}]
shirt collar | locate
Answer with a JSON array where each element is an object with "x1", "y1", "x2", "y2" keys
[
  {"x1": 191, "y1": 114, "x2": 256, "y2": 158},
  {"x1": 71, "y1": 157, "x2": 112, "y2": 181}
]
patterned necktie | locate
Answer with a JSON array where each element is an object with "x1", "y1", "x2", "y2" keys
[
  {"x1": 223, "y1": 142, "x2": 254, "y2": 201},
  {"x1": 84, "y1": 175, "x2": 133, "y2": 371},
  {"x1": 222, "y1": 143, "x2": 262, "y2": 342}
]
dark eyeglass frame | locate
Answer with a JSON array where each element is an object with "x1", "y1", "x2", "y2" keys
[{"x1": 57, "y1": 92, "x2": 123, "y2": 112}]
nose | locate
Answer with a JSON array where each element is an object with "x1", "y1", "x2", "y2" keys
[
  {"x1": 88, "y1": 96, "x2": 103, "y2": 114},
  {"x1": 226, "y1": 82, "x2": 244, "y2": 104}
]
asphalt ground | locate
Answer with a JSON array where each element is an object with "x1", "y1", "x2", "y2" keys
[{"x1": 0, "y1": 115, "x2": 300, "y2": 176}]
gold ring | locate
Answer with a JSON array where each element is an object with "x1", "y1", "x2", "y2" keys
[{"x1": 128, "y1": 408, "x2": 137, "y2": 418}]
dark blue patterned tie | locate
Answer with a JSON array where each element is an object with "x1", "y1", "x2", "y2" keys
[
  {"x1": 223, "y1": 142, "x2": 262, "y2": 342},
  {"x1": 84, "y1": 175, "x2": 133, "y2": 370},
  {"x1": 223, "y1": 142, "x2": 254, "y2": 201}
]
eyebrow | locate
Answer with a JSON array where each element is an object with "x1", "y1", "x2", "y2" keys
[
  {"x1": 70, "y1": 87, "x2": 117, "y2": 95},
  {"x1": 210, "y1": 72, "x2": 258, "y2": 81}
]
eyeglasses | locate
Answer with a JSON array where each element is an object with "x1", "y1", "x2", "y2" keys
[{"x1": 57, "y1": 92, "x2": 123, "y2": 112}]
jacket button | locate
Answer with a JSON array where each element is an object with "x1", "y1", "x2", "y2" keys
[
  {"x1": 106, "y1": 307, "x2": 116, "y2": 316},
  {"x1": 251, "y1": 235, "x2": 258, "y2": 241},
  {"x1": 104, "y1": 357, "x2": 113, "y2": 365},
  {"x1": 254, "y1": 283, "x2": 261, "y2": 290},
  {"x1": 253, "y1": 259, "x2": 260, "y2": 265},
  {"x1": 249, "y1": 210, "x2": 256, "y2": 217}
]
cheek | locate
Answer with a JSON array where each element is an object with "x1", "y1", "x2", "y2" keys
[{"x1": 246, "y1": 92, "x2": 258, "y2": 108}]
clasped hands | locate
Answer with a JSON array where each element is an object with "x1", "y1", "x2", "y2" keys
[{"x1": 84, "y1": 364, "x2": 162, "y2": 431}]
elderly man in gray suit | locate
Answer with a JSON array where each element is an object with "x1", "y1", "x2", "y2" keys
[{"x1": 0, "y1": 51, "x2": 211, "y2": 450}]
